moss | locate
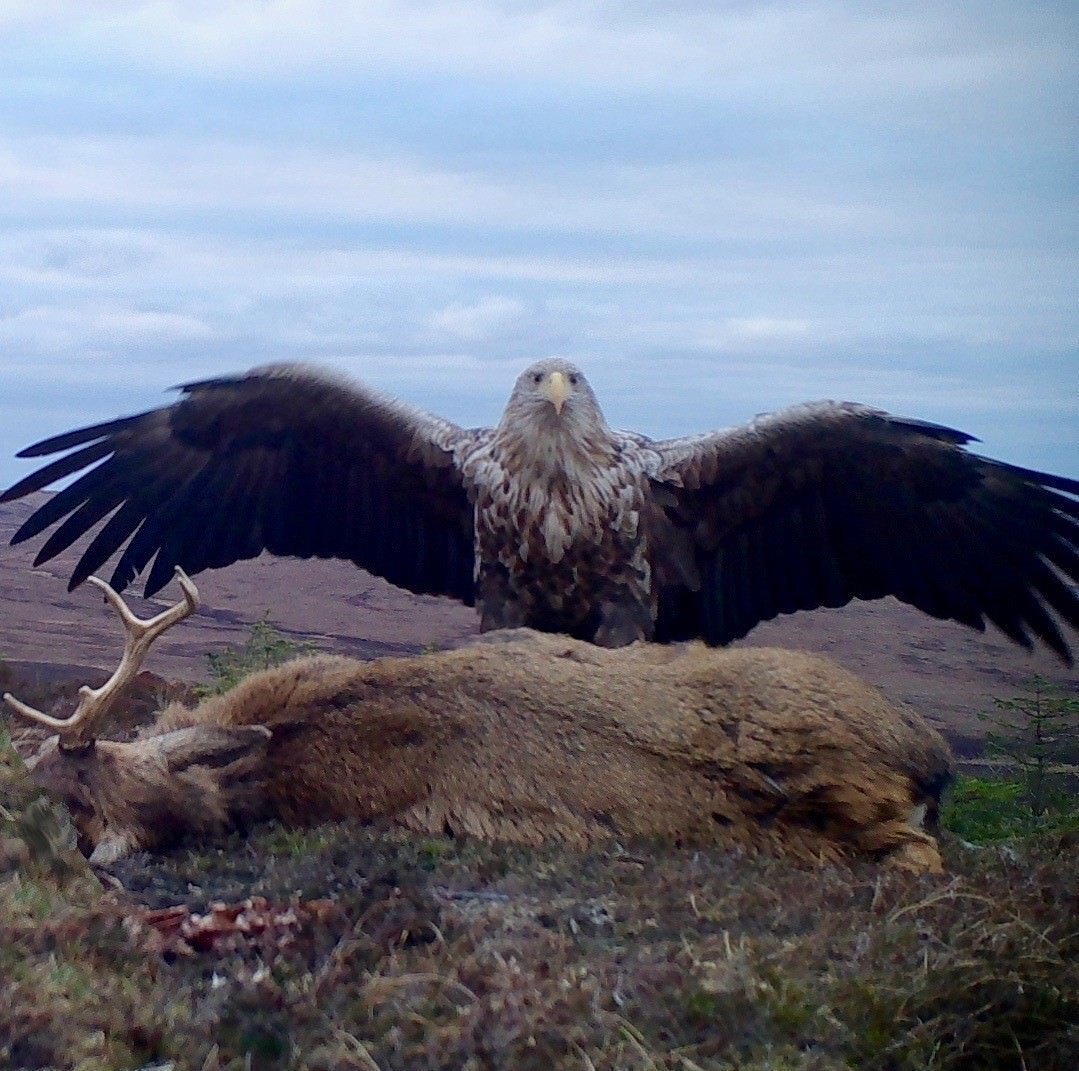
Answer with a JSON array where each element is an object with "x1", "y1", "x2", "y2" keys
[
  {"x1": 418, "y1": 837, "x2": 449, "y2": 868},
  {"x1": 260, "y1": 823, "x2": 338, "y2": 859}
]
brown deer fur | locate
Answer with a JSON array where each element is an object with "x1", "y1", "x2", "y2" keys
[{"x1": 20, "y1": 631, "x2": 953, "y2": 870}]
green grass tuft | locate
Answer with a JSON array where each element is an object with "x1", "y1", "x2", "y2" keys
[{"x1": 942, "y1": 774, "x2": 1079, "y2": 843}]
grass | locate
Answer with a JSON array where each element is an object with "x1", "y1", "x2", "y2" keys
[
  {"x1": 942, "y1": 773, "x2": 1079, "y2": 844},
  {"x1": 1, "y1": 652, "x2": 1076, "y2": 1070},
  {"x1": 1, "y1": 798, "x2": 1075, "y2": 1071},
  {"x1": 260, "y1": 824, "x2": 341, "y2": 859}
]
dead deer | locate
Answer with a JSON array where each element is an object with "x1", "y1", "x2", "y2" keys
[{"x1": 5, "y1": 569, "x2": 953, "y2": 870}]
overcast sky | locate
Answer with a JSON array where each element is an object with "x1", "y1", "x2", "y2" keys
[{"x1": 0, "y1": 0, "x2": 1075, "y2": 489}]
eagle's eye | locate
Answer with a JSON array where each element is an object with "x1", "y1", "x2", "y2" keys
[
  {"x1": 568, "y1": 374, "x2": 579, "y2": 386},
  {"x1": 532, "y1": 373, "x2": 542, "y2": 384}
]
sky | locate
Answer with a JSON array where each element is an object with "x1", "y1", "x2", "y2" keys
[{"x1": 0, "y1": 0, "x2": 1076, "y2": 490}]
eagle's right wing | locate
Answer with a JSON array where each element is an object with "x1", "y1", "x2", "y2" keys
[
  {"x1": 1, "y1": 364, "x2": 479, "y2": 600},
  {"x1": 648, "y1": 402, "x2": 1079, "y2": 661}
]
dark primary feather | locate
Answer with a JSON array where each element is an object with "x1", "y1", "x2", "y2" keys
[
  {"x1": 651, "y1": 403, "x2": 1079, "y2": 663},
  {"x1": 1, "y1": 364, "x2": 477, "y2": 601}
]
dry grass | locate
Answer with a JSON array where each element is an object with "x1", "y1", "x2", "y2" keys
[{"x1": 2, "y1": 752, "x2": 1076, "y2": 1071}]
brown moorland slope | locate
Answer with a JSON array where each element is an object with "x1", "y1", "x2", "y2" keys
[{"x1": 1, "y1": 493, "x2": 1074, "y2": 755}]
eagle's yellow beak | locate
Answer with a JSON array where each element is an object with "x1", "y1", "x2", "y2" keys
[{"x1": 542, "y1": 371, "x2": 570, "y2": 414}]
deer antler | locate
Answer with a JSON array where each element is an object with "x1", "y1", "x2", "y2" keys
[{"x1": 3, "y1": 566, "x2": 200, "y2": 749}]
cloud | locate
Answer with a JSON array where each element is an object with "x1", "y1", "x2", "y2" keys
[
  {"x1": 429, "y1": 296, "x2": 526, "y2": 342},
  {"x1": 0, "y1": 132, "x2": 906, "y2": 248},
  {"x1": 0, "y1": 2, "x2": 1074, "y2": 485},
  {"x1": 724, "y1": 317, "x2": 813, "y2": 342},
  {"x1": 3, "y1": 0, "x2": 1070, "y2": 107},
  {"x1": 5, "y1": 303, "x2": 212, "y2": 342}
]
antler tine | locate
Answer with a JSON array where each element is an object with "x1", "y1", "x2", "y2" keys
[{"x1": 3, "y1": 566, "x2": 200, "y2": 747}]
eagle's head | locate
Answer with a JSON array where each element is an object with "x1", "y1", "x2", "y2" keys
[
  {"x1": 501, "y1": 358, "x2": 608, "y2": 440},
  {"x1": 497, "y1": 359, "x2": 617, "y2": 479}
]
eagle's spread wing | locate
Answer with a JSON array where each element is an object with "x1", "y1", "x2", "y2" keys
[
  {"x1": 1, "y1": 364, "x2": 479, "y2": 600},
  {"x1": 649, "y1": 402, "x2": 1079, "y2": 660}
]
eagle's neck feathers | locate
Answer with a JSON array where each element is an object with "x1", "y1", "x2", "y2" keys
[
  {"x1": 504, "y1": 425, "x2": 613, "y2": 484},
  {"x1": 471, "y1": 415, "x2": 644, "y2": 566}
]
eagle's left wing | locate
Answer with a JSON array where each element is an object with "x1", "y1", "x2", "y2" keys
[
  {"x1": 648, "y1": 402, "x2": 1079, "y2": 661},
  {"x1": 1, "y1": 364, "x2": 481, "y2": 601}
]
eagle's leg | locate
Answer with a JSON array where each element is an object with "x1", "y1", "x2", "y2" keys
[
  {"x1": 592, "y1": 598, "x2": 654, "y2": 648},
  {"x1": 475, "y1": 567, "x2": 529, "y2": 633},
  {"x1": 478, "y1": 600, "x2": 529, "y2": 632}
]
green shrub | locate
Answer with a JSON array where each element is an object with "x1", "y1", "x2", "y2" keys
[
  {"x1": 197, "y1": 616, "x2": 314, "y2": 697},
  {"x1": 978, "y1": 675, "x2": 1078, "y2": 814},
  {"x1": 943, "y1": 678, "x2": 1078, "y2": 845}
]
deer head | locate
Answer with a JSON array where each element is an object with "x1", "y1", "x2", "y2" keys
[{"x1": 4, "y1": 568, "x2": 270, "y2": 864}]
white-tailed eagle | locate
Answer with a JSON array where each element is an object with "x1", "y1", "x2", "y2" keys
[{"x1": 3, "y1": 359, "x2": 1077, "y2": 659}]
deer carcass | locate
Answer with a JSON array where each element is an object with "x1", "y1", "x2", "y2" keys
[{"x1": 5, "y1": 569, "x2": 953, "y2": 870}]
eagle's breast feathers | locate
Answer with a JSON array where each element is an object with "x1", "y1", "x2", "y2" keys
[{"x1": 461, "y1": 427, "x2": 659, "y2": 631}]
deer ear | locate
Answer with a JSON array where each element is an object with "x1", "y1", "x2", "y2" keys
[{"x1": 157, "y1": 725, "x2": 273, "y2": 773}]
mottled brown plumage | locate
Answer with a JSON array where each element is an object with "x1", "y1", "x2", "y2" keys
[{"x1": 3, "y1": 358, "x2": 1077, "y2": 656}]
